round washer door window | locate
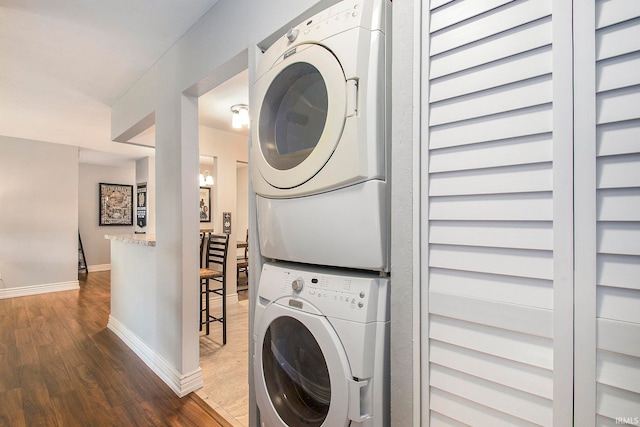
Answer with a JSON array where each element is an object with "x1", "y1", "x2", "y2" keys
[
  {"x1": 255, "y1": 302, "x2": 352, "y2": 427},
  {"x1": 253, "y1": 44, "x2": 347, "y2": 189},
  {"x1": 262, "y1": 317, "x2": 330, "y2": 426}
]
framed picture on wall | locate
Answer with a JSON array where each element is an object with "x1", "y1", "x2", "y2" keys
[
  {"x1": 200, "y1": 187, "x2": 211, "y2": 223},
  {"x1": 99, "y1": 183, "x2": 134, "y2": 226}
]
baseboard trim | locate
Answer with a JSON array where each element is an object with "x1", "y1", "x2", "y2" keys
[
  {"x1": 88, "y1": 264, "x2": 111, "y2": 272},
  {"x1": 0, "y1": 280, "x2": 79, "y2": 299},
  {"x1": 107, "y1": 315, "x2": 204, "y2": 397},
  {"x1": 208, "y1": 293, "x2": 239, "y2": 305}
]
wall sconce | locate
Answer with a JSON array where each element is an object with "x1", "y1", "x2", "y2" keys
[
  {"x1": 231, "y1": 104, "x2": 249, "y2": 129},
  {"x1": 199, "y1": 170, "x2": 214, "y2": 186}
]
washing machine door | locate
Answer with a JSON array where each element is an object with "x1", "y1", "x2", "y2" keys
[
  {"x1": 255, "y1": 300, "x2": 354, "y2": 427},
  {"x1": 253, "y1": 44, "x2": 348, "y2": 189}
]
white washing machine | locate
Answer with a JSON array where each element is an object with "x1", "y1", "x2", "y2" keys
[
  {"x1": 251, "y1": 0, "x2": 391, "y2": 271},
  {"x1": 253, "y1": 262, "x2": 390, "y2": 427}
]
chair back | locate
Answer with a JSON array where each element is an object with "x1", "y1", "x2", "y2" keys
[
  {"x1": 206, "y1": 233, "x2": 229, "y2": 275},
  {"x1": 244, "y1": 228, "x2": 249, "y2": 259},
  {"x1": 199, "y1": 232, "x2": 206, "y2": 267}
]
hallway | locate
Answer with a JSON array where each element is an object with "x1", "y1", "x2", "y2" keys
[{"x1": 0, "y1": 271, "x2": 223, "y2": 426}]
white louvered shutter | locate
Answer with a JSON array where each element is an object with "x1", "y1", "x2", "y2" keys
[
  {"x1": 423, "y1": 0, "x2": 574, "y2": 425},
  {"x1": 575, "y1": 1, "x2": 640, "y2": 426}
]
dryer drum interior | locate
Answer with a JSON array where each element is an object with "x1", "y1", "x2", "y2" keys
[
  {"x1": 259, "y1": 62, "x2": 329, "y2": 171},
  {"x1": 262, "y1": 316, "x2": 331, "y2": 426}
]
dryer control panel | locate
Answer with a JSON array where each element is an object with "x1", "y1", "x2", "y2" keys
[{"x1": 258, "y1": 262, "x2": 389, "y2": 323}]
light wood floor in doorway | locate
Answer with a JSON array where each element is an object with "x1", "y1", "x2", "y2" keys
[
  {"x1": 0, "y1": 271, "x2": 226, "y2": 427},
  {"x1": 197, "y1": 292, "x2": 249, "y2": 427}
]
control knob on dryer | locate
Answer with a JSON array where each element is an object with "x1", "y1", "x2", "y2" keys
[{"x1": 291, "y1": 278, "x2": 304, "y2": 292}]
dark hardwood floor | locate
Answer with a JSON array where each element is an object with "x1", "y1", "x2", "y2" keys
[{"x1": 0, "y1": 271, "x2": 225, "y2": 427}]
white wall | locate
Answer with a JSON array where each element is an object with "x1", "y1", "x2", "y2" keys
[
  {"x1": 0, "y1": 136, "x2": 79, "y2": 294},
  {"x1": 78, "y1": 162, "x2": 135, "y2": 270},
  {"x1": 109, "y1": 239, "x2": 158, "y2": 352}
]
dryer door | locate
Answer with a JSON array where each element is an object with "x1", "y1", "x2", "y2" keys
[
  {"x1": 255, "y1": 300, "x2": 352, "y2": 427},
  {"x1": 253, "y1": 44, "x2": 348, "y2": 189}
]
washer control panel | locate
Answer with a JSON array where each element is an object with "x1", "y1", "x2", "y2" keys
[
  {"x1": 256, "y1": 0, "x2": 388, "y2": 78},
  {"x1": 259, "y1": 262, "x2": 389, "y2": 323}
]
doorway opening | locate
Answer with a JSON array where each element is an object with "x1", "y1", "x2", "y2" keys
[{"x1": 195, "y1": 64, "x2": 250, "y2": 426}]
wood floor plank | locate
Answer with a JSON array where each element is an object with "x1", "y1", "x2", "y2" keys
[
  {"x1": 29, "y1": 315, "x2": 55, "y2": 347},
  {"x1": 14, "y1": 326, "x2": 39, "y2": 367},
  {"x1": 0, "y1": 298, "x2": 12, "y2": 316},
  {"x1": 35, "y1": 344, "x2": 74, "y2": 398},
  {"x1": 63, "y1": 366, "x2": 123, "y2": 427},
  {"x1": 0, "y1": 365, "x2": 20, "y2": 395},
  {"x1": 0, "y1": 388, "x2": 26, "y2": 427},
  {"x1": 20, "y1": 364, "x2": 57, "y2": 427},
  {"x1": 51, "y1": 390, "x2": 91, "y2": 426},
  {"x1": 10, "y1": 299, "x2": 29, "y2": 330},
  {"x1": 0, "y1": 315, "x2": 19, "y2": 393}
]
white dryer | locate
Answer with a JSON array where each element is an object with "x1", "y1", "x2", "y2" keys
[
  {"x1": 251, "y1": 0, "x2": 391, "y2": 271},
  {"x1": 253, "y1": 262, "x2": 389, "y2": 427}
]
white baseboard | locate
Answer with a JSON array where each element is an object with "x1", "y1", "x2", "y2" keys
[
  {"x1": 88, "y1": 264, "x2": 111, "y2": 272},
  {"x1": 207, "y1": 293, "x2": 239, "y2": 305},
  {"x1": 0, "y1": 280, "x2": 79, "y2": 299},
  {"x1": 107, "y1": 315, "x2": 204, "y2": 397}
]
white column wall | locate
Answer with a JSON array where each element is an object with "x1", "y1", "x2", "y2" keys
[
  {"x1": 390, "y1": 1, "x2": 419, "y2": 426},
  {"x1": 153, "y1": 92, "x2": 201, "y2": 374}
]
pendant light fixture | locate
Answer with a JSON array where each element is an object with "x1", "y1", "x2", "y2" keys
[
  {"x1": 231, "y1": 104, "x2": 249, "y2": 129},
  {"x1": 199, "y1": 170, "x2": 214, "y2": 186}
]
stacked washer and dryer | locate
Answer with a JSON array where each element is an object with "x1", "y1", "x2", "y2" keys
[{"x1": 251, "y1": 1, "x2": 391, "y2": 426}]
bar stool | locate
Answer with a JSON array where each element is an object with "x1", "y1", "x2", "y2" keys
[
  {"x1": 237, "y1": 229, "x2": 249, "y2": 293},
  {"x1": 199, "y1": 233, "x2": 229, "y2": 343}
]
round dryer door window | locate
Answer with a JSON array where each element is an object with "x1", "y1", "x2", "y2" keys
[
  {"x1": 259, "y1": 62, "x2": 328, "y2": 171},
  {"x1": 253, "y1": 44, "x2": 347, "y2": 189}
]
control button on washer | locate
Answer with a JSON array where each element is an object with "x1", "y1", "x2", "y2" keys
[{"x1": 291, "y1": 278, "x2": 304, "y2": 292}]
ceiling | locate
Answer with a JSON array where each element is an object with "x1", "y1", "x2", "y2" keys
[{"x1": 0, "y1": 0, "x2": 249, "y2": 166}]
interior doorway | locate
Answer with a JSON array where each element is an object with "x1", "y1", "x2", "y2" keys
[{"x1": 195, "y1": 65, "x2": 250, "y2": 426}]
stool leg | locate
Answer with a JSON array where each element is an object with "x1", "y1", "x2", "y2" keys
[
  {"x1": 222, "y1": 278, "x2": 226, "y2": 345},
  {"x1": 205, "y1": 278, "x2": 210, "y2": 336},
  {"x1": 199, "y1": 279, "x2": 204, "y2": 332}
]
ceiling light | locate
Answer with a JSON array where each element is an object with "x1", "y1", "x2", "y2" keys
[
  {"x1": 231, "y1": 104, "x2": 249, "y2": 129},
  {"x1": 199, "y1": 170, "x2": 214, "y2": 186}
]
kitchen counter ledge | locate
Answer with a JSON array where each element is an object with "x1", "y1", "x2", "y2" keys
[{"x1": 105, "y1": 233, "x2": 156, "y2": 247}]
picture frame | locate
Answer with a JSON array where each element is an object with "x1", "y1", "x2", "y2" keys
[
  {"x1": 136, "y1": 182, "x2": 147, "y2": 228},
  {"x1": 200, "y1": 187, "x2": 211, "y2": 223},
  {"x1": 99, "y1": 183, "x2": 134, "y2": 226}
]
